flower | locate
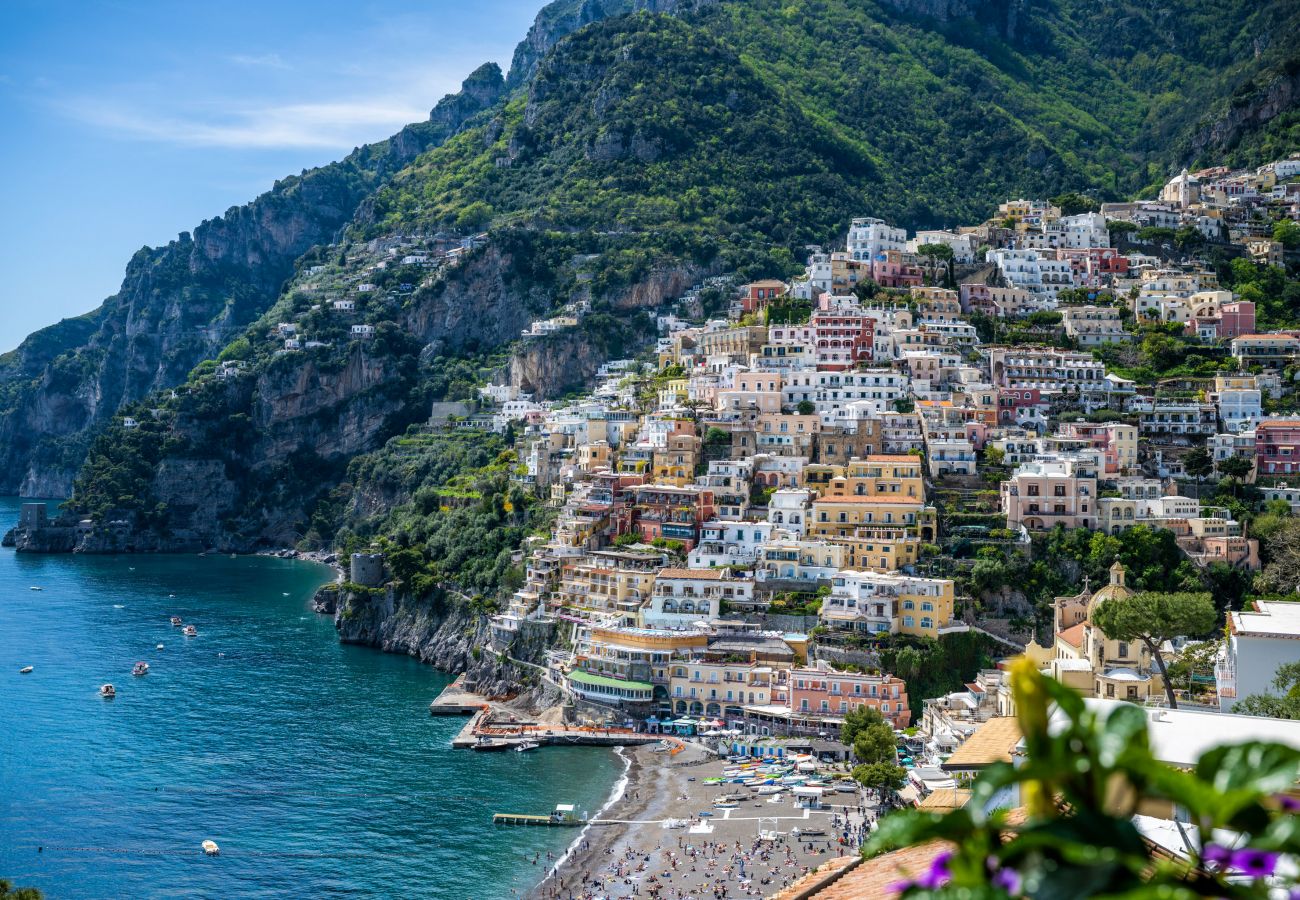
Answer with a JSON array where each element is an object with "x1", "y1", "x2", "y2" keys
[
  {"x1": 1202, "y1": 843, "x2": 1233, "y2": 867},
  {"x1": 1277, "y1": 793, "x2": 1300, "y2": 813},
  {"x1": 1231, "y1": 848, "x2": 1279, "y2": 879},
  {"x1": 990, "y1": 866, "x2": 1022, "y2": 895},
  {"x1": 915, "y1": 851, "x2": 954, "y2": 890}
]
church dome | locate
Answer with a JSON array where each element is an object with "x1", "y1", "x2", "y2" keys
[{"x1": 1087, "y1": 562, "x2": 1133, "y2": 612}]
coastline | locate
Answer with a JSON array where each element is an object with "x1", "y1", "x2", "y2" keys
[{"x1": 528, "y1": 744, "x2": 874, "y2": 899}]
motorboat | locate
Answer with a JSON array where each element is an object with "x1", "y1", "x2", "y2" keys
[
  {"x1": 183, "y1": 625, "x2": 197, "y2": 637},
  {"x1": 100, "y1": 684, "x2": 116, "y2": 698},
  {"x1": 132, "y1": 662, "x2": 149, "y2": 676},
  {"x1": 202, "y1": 840, "x2": 220, "y2": 856},
  {"x1": 156, "y1": 643, "x2": 165, "y2": 650},
  {"x1": 472, "y1": 738, "x2": 511, "y2": 752},
  {"x1": 29, "y1": 586, "x2": 42, "y2": 591},
  {"x1": 515, "y1": 740, "x2": 540, "y2": 753},
  {"x1": 170, "y1": 616, "x2": 183, "y2": 626},
  {"x1": 19, "y1": 666, "x2": 33, "y2": 674}
]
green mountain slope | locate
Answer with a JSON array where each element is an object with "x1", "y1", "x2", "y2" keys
[{"x1": 16, "y1": 0, "x2": 1300, "y2": 550}]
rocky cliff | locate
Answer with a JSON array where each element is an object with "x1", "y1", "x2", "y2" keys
[
  {"x1": 315, "y1": 583, "x2": 563, "y2": 707},
  {"x1": 0, "y1": 64, "x2": 507, "y2": 498}
]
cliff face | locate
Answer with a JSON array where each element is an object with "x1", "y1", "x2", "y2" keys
[
  {"x1": 0, "y1": 65, "x2": 505, "y2": 498},
  {"x1": 316, "y1": 584, "x2": 562, "y2": 705},
  {"x1": 1188, "y1": 67, "x2": 1300, "y2": 162}
]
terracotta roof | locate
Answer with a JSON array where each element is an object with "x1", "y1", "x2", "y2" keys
[
  {"x1": 917, "y1": 787, "x2": 973, "y2": 812},
  {"x1": 941, "y1": 717, "x2": 1023, "y2": 771},
  {"x1": 1057, "y1": 622, "x2": 1086, "y2": 648},
  {"x1": 803, "y1": 841, "x2": 952, "y2": 899},
  {"x1": 655, "y1": 568, "x2": 729, "y2": 580}
]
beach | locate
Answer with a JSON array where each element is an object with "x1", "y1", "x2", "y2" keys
[{"x1": 530, "y1": 744, "x2": 876, "y2": 899}]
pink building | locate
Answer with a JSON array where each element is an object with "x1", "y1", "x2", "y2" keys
[
  {"x1": 1257, "y1": 419, "x2": 1300, "y2": 475},
  {"x1": 1218, "y1": 301, "x2": 1256, "y2": 340},
  {"x1": 871, "y1": 250, "x2": 924, "y2": 289},
  {"x1": 997, "y1": 387, "x2": 1042, "y2": 424},
  {"x1": 789, "y1": 667, "x2": 910, "y2": 728},
  {"x1": 811, "y1": 311, "x2": 874, "y2": 370}
]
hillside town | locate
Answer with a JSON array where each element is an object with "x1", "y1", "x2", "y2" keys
[{"x1": 370, "y1": 156, "x2": 1300, "y2": 801}]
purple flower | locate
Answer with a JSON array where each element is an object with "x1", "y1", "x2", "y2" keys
[
  {"x1": 889, "y1": 880, "x2": 916, "y2": 895},
  {"x1": 990, "y1": 867, "x2": 1022, "y2": 895},
  {"x1": 916, "y1": 851, "x2": 954, "y2": 890},
  {"x1": 1231, "y1": 848, "x2": 1280, "y2": 879},
  {"x1": 1277, "y1": 793, "x2": 1300, "y2": 813},
  {"x1": 1202, "y1": 843, "x2": 1233, "y2": 867}
]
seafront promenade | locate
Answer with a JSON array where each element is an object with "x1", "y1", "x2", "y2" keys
[{"x1": 431, "y1": 676, "x2": 675, "y2": 750}]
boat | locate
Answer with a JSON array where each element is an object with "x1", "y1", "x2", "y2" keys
[
  {"x1": 132, "y1": 662, "x2": 149, "y2": 676},
  {"x1": 472, "y1": 738, "x2": 511, "y2": 752},
  {"x1": 170, "y1": 616, "x2": 183, "y2": 626},
  {"x1": 29, "y1": 586, "x2": 42, "y2": 591},
  {"x1": 19, "y1": 666, "x2": 33, "y2": 674},
  {"x1": 100, "y1": 684, "x2": 116, "y2": 698},
  {"x1": 202, "y1": 840, "x2": 220, "y2": 856},
  {"x1": 183, "y1": 625, "x2": 197, "y2": 637},
  {"x1": 757, "y1": 785, "x2": 784, "y2": 795},
  {"x1": 156, "y1": 643, "x2": 165, "y2": 650},
  {"x1": 515, "y1": 740, "x2": 540, "y2": 753}
]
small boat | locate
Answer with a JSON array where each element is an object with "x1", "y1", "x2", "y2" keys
[
  {"x1": 201, "y1": 840, "x2": 220, "y2": 856},
  {"x1": 100, "y1": 684, "x2": 116, "y2": 698},
  {"x1": 132, "y1": 662, "x2": 149, "y2": 676},
  {"x1": 183, "y1": 625, "x2": 197, "y2": 637},
  {"x1": 170, "y1": 616, "x2": 183, "y2": 626},
  {"x1": 156, "y1": 643, "x2": 165, "y2": 650},
  {"x1": 757, "y1": 785, "x2": 784, "y2": 795},
  {"x1": 29, "y1": 586, "x2": 42, "y2": 591},
  {"x1": 472, "y1": 738, "x2": 511, "y2": 752},
  {"x1": 19, "y1": 666, "x2": 33, "y2": 674},
  {"x1": 515, "y1": 740, "x2": 540, "y2": 753}
]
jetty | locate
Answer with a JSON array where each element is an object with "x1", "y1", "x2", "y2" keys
[{"x1": 493, "y1": 804, "x2": 585, "y2": 826}]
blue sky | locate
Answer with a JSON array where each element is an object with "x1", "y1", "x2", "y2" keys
[{"x1": 0, "y1": 0, "x2": 542, "y2": 352}]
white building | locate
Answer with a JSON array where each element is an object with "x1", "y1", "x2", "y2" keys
[
  {"x1": 1217, "y1": 601, "x2": 1300, "y2": 712},
  {"x1": 847, "y1": 217, "x2": 906, "y2": 262},
  {"x1": 642, "y1": 569, "x2": 752, "y2": 626}
]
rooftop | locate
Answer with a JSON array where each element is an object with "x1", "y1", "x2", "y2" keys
[
  {"x1": 941, "y1": 716, "x2": 1023, "y2": 771},
  {"x1": 1231, "y1": 600, "x2": 1300, "y2": 638}
]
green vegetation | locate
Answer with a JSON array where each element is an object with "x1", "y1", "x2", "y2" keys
[
  {"x1": 871, "y1": 658, "x2": 1300, "y2": 897},
  {"x1": 841, "y1": 706, "x2": 908, "y2": 797},
  {"x1": 1092, "y1": 591, "x2": 1218, "y2": 708},
  {"x1": 1236, "y1": 661, "x2": 1300, "y2": 720},
  {"x1": 0, "y1": 881, "x2": 42, "y2": 900}
]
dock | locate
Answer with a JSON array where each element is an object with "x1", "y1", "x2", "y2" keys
[
  {"x1": 492, "y1": 813, "x2": 586, "y2": 826},
  {"x1": 429, "y1": 676, "x2": 489, "y2": 715}
]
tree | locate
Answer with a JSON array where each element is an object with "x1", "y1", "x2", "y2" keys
[
  {"x1": 1182, "y1": 445, "x2": 1213, "y2": 484},
  {"x1": 1050, "y1": 192, "x2": 1098, "y2": 216},
  {"x1": 841, "y1": 705, "x2": 898, "y2": 767},
  {"x1": 796, "y1": 399, "x2": 815, "y2": 416},
  {"x1": 852, "y1": 760, "x2": 908, "y2": 798},
  {"x1": 916, "y1": 243, "x2": 954, "y2": 286},
  {"x1": 983, "y1": 446, "x2": 1006, "y2": 468},
  {"x1": 1235, "y1": 661, "x2": 1300, "y2": 719},
  {"x1": 0, "y1": 882, "x2": 42, "y2": 900},
  {"x1": 1257, "y1": 518, "x2": 1300, "y2": 593},
  {"x1": 1273, "y1": 218, "x2": 1300, "y2": 249},
  {"x1": 1092, "y1": 591, "x2": 1216, "y2": 708}
]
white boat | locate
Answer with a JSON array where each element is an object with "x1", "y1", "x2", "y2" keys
[
  {"x1": 100, "y1": 683, "x2": 116, "y2": 698},
  {"x1": 202, "y1": 840, "x2": 220, "y2": 856},
  {"x1": 183, "y1": 625, "x2": 197, "y2": 637},
  {"x1": 29, "y1": 586, "x2": 42, "y2": 591},
  {"x1": 132, "y1": 662, "x2": 149, "y2": 676},
  {"x1": 515, "y1": 740, "x2": 540, "y2": 753},
  {"x1": 170, "y1": 616, "x2": 183, "y2": 626},
  {"x1": 756, "y1": 785, "x2": 783, "y2": 795},
  {"x1": 19, "y1": 666, "x2": 33, "y2": 674},
  {"x1": 156, "y1": 643, "x2": 165, "y2": 650}
]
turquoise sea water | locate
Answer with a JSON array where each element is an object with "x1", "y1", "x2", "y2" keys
[{"x1": 0, "y1": 497, "x2": 618, "y2": 899}]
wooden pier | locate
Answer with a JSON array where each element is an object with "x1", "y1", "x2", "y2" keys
[{"x1": 492, "y1": 813, "x2": 586, "y2": 826}]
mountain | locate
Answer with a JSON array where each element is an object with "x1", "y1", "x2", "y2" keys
[{"x1": 5, "y1": 0, "x2": 1299, "y2": 530}]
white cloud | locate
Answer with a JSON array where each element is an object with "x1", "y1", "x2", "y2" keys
[
  {"x1": 228, "y1": 53, "x2": 292, "y2": 70},
  {"x1": 60, "y1": 95, "x2": 432, "y2": 149}
]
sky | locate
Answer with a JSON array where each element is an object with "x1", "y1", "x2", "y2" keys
[{"x1": 0, "y1": 0, "x2": 543, "y2": 352}]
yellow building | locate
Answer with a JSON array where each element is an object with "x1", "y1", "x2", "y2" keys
[
  {"x1": 652, "y1": 433, "x2": 701, "y2": 487},
  {"x1": 824, "y1": 455, "x2": 925, "y2": 500},
  {"x1": 577, "y1": 442, "x2": 613, "y2": 473},
  {"x1": 809, "y1": 495, "x2": 936, "y2": 543},
  {"x1": 1049, "y1": 563, "x2": 1155, "y2": 703},
  {"x1": 836, "y1": 525, "x2": 922, "y2": 572},
  {"x1": 556, "y1": 550, "x2": 663, "y2": 619}
]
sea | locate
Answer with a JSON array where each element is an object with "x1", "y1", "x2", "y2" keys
[{"x1": 0, "y1": 497, "x2": 621, "y2": 899}]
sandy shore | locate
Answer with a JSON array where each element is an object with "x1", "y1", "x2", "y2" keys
[{"x1": 529, "y1": 744, "x2": 875, "y2": 900}]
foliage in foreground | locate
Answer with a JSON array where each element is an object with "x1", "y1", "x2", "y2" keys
[{"x1": 868, "y1": 659, "x2": 1300, "y2": 898}]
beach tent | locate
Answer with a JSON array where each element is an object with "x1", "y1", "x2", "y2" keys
[
  {"x1": 793, "y1": 786, "x2": 824, "y2": 809},
  {"x1": 671, "y1": 718, "x2": 697, "y2": 735}
]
